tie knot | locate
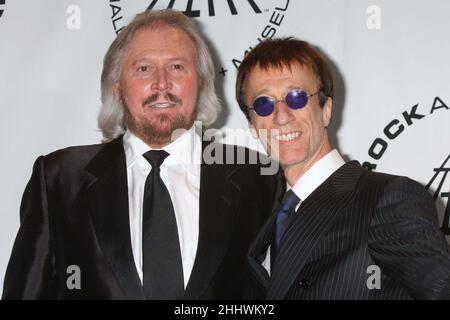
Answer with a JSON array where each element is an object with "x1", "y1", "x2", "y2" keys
[
  {"x1": 143, "y1": 150, "x2": 170, "y2": 169},
  {"x1": 280, "y1": 189, "x2": 300, "y2": 213}
]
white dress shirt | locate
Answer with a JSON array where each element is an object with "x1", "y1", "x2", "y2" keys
[
  {"x1": 262, "y1": 149, "x2": 346, "y2": 274},
  {"x1": 123, "y1": 125, "x2": 202, "y2": 288}
]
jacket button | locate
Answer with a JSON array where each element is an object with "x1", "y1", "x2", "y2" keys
[{"x1": 299, "y1": 278, "x2": 309, "y2": 289}]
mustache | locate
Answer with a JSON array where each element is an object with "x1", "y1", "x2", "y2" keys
[{"x1": 142, "y1": 92, "x2": 182, "y2": 107}]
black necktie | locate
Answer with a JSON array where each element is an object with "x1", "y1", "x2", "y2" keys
[
  {"x1": 271, "y1": 189, "x2": 300, "y2": 268},
  {"x1": 142, "y1": 150, "x2": 184, "y2": 299}
]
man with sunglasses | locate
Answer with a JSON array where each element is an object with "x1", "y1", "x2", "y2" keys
[{"x1": 236, "y1": 37, "x2": 450, "y2": 299}]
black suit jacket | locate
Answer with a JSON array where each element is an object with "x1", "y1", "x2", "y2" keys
[
  {"x1": 248, "y1": 161, "x2": 450, "y2": 299},
  {"x1": 2, "y1": 137, "x2": 282, "y2": 299}
]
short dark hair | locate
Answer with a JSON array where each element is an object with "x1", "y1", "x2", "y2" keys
[{"x1": 235, "y1": 37, "x2": 335, "y2": 121}]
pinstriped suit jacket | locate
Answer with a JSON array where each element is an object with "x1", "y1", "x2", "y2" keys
[{"x1": 248, "y1": 161, "x2": 450, "y2": 300}]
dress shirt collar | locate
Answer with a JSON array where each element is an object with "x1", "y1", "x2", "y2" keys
[
  {"x1": 290, "y1": 149, "x2": 345, "y2": 201},
  {"x1": 123, "y1": 124, "x2": 202, "y2": 176}
]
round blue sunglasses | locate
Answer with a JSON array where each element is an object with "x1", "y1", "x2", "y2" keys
[{"x1": 248, "y1": 88, "x2": 321, "y2": 117}]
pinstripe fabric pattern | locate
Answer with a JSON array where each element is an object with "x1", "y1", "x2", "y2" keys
[{"x1": 248, "y1": 161, "x2": 450, "y2": 300}]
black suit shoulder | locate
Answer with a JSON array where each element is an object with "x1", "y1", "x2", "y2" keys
[
  {"x1": 33, "y1": 139, "x2": 126, "y2": 195},
  {"x1": 357, "y1": 169, "x2": 440, "y2": 226},
  {"x1": 359, "y1": 169, "x2": 450, "y2": 299},
  {"x1": 349, "y1": 164, "x2": 438, "y2": 224},
  {"x1": 41, "y1": 140, "x2": 112, "y2": 172},
  {"x1": 202, "y1": 141, "x2": 282, "y2": 187}
]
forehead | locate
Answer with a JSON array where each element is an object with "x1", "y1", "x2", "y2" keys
[{"x1": 124, "y1": 25, "x2": 197, "y2": 61}]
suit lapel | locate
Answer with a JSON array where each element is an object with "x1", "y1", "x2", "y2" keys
[
  {"x1": 184, "y1": 142, "x2": 242, "y2": 299},
  {"x1": 267, "y1": 161, "x2": 365, "y2": 299},
  {"x1": 247, "y1": 214, "x2": 274, "y2": 293},
  {"x1": 247, "y1": 172, "x2": 286, "y2": 294},
  {"x1": 84, "y1": 137, "x2": 145, "y2": 299}
]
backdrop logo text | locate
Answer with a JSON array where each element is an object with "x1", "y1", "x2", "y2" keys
[
  {"x1": 362, "y1": 96, "x2": 450, "y2": 235},
  {"x1": 109, "y1": 0, "x2": 263, "y2": 34},
  {"x1": 0, "y1": 0, "x2": 5, "y2": 20}
]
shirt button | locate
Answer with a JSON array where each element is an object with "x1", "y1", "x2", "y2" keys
[{"x1": 299, "y1": 278, "x2": 309, "y2": 289}]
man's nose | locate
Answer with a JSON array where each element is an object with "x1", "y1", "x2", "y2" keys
[
  {"x1": 273, "y1": 101, "x2": 295, "y2": 126},
  {"x1": 151, "y1": 69, "x2": 172, "y2": 91}
]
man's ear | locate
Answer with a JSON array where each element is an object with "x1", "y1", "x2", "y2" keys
[{"x1": 322, "y1": 97, "x2": 333, "y2": 127}]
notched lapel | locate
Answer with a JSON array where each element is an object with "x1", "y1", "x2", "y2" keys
[
  {"x1": 247, "y1": 172, "x2": 286, "y2": 294},
  {"x1": 184, "y1": 158, "x2": 241, "y2": 299},
  {"x1": 85, "y1": 138, "x2": 145, "y2": 299},
  {"x1": 247, "y1": 213, "x2": 275, "y2": 294},
  {"x1": 268, "y1": 161, "x2": 364, "y2": 299}
]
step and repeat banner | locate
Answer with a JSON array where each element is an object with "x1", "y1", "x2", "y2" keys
[{"x1": 0, "y1": 0, "x2": 449, "y2": 294}]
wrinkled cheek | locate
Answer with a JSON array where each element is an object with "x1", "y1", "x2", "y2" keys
[
  {"x1": 264, "y1": 138, "x2": 282, "y2": 162},
  {"x1": 256, "y1": 128, "x2": 272, "y2": 152}
]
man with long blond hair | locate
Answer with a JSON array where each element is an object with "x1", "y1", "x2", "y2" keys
[{"x1": 3, "y1": 9, "x2": 280, "y2": 300}]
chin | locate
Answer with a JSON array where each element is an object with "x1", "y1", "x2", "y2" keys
[{"x1": 278, "y1": 153, "x2": 306, "y2": 167}]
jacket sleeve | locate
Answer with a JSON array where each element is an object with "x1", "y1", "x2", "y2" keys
[
  {"x1": 368, "y1": 176, "x2": 450, "y2": 299},
  {"x1": 2, "y1": 156, "x2": 57, "y2": 299}
]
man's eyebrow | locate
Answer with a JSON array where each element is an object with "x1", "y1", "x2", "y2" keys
[
  {"x1": 131, "y1": 57, "x2": 152, "y2": 65},
  {"x1": 130, "y1": 56, "x2": 190, "y2": 65}
]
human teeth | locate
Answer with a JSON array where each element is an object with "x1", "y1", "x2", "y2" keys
[
  {"x1": 275, "y1": 131, "x2": 300, "y2": 141},
  {"x1": 152, "y1": 103, "x2": 172, "y2": 108}
]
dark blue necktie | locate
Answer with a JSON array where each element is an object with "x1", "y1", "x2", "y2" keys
[
  {"x1": 142, "y1": 150, "x2": 184, "y2": 300},
  {"x1": 271, "y1": 189, "x2": 300, "y2": 267}
]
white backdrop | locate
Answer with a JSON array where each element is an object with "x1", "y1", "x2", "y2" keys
[{"x1": 1, "y1": 0, "x2": 449, "y2": 295}]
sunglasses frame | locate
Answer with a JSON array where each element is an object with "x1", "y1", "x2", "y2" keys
[{"x1": 247, "y1": 88, "x2": 321, "y2": 117}]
